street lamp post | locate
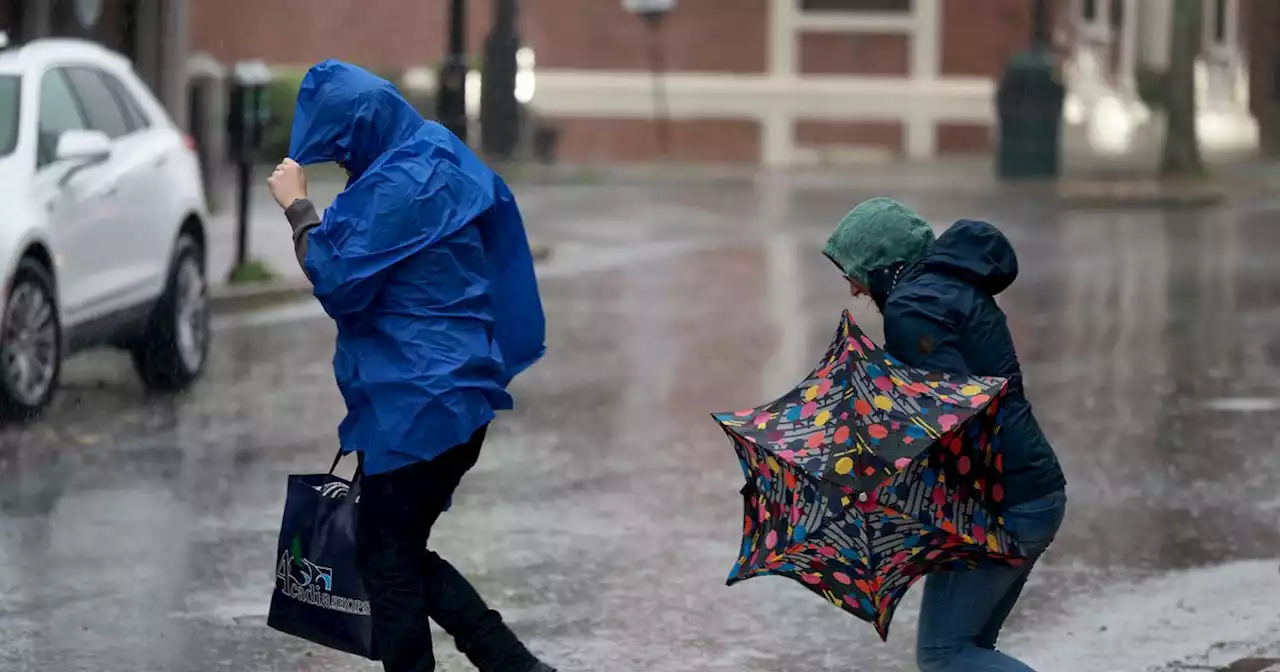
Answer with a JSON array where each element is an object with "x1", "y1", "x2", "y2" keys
[
  {"x1": 1031, "y1": 0, "x2": 1050, "y2": 48},
  {"x1": 481, "y1": 0, "x2": 520, "y2": 159},
  {"x1": 437, "y1": 0, "x2": 470, "y2": 143},
  {"x1": 622, "y1": 0, "x2": 676, "y2": 159}
]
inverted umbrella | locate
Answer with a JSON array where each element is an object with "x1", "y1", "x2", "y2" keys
[{"x1": 712, "y1": 311, "x2": 1024, "y2": 640}]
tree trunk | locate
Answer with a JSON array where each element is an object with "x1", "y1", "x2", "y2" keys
[{"x1": 1160, "y1": 0, "x2": 1204, "y2": 177}]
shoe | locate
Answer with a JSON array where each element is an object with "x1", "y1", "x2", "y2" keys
[{"x1": 528, "y1": 663, "x2": 557, "y2": 672}]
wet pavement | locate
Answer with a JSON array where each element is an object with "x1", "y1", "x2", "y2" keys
[{"x1": 3, "y1": 176, "x2": 1280, "y2": 671}]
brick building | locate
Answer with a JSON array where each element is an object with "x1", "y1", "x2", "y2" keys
[{"x1": 190, "y1": 0, "x2": 1265, "y2": 165}]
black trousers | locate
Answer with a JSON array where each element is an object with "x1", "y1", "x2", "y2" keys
[{"x1": 355, "y1": 426, "x2": 538, "y2": 672}]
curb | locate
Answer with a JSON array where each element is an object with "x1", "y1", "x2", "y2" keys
[
  {"x1": 1217, "y1": 659, "x2": 1280, "y2": 672},
  {"x1": 209, "y1": 279, "x2": 314, "y2": 314},
  {"x1": 1051, "y1": 180, "x2": 1229, "y2": 210},
  {"x1": 209, "y1": 242, "x2": 554, "y2": 315},
  {"x1": 498, "y1": 162, "x2": 763, "y2": 187}
]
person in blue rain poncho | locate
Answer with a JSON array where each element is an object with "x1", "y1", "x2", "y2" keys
[{"x1": 265, "y1": 60, "x2": 555, "y2": 672}]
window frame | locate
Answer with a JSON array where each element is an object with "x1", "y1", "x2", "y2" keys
[
  {"x1": 798, "y1": 0, "x2": 911, "y2": 13},
  {"x1": 62, "y1": 65, "x2": 134, "y2": 140},
  {"x1": 0, "y1": 75, "x2": 20, "y2": 158},
  {"x1": 35, "y1": 67, "x2": 91, "y2": 169},
  {"x1": 100, "y1": 68, "x2": 152, "y2": 132}
]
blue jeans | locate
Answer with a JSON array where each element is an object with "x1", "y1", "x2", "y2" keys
[{"x1": 916, "y1": 489, "x2": 1068, "y2": 672}]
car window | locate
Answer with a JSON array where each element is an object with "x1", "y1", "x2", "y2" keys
[
  {"x1": 102, "y1": 74, "x2": 151, "y2": 131},
  {"x1": 0, "y1": 75, "x2": 18, "y2": 157},
  {"x1": 63, "y1": 67, "x2": 130, "y2": 139},
  {"x1": 37, "y1": 69, "x2": 87, "y2": 167}
]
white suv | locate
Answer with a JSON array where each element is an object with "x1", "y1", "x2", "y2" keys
[{"x1": 0, "y1": 39, "x2": 211, "y2": 419}]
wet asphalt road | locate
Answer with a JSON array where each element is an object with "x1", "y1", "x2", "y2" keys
[{"x1": 2, "y1": 177, "x2": 1280, "y2": 671}]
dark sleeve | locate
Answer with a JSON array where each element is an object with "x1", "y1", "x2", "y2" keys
[
  {"x1": 882, "y1": 291, "x2": 970, "y2": 375},
  {"x1": 284, "y1": 198, "x2": 321, "y2": 282}
]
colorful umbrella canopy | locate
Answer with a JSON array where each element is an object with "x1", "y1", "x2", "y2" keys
[{"x1": 712, "y1": 311, "x2": 1025, "y2": 640}]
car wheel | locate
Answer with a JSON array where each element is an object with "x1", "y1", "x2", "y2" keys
[
  {"x1": 0, "y1": 258, "x2": 62, "y2": 420},
  {"x1": 132, "y1": 234, "x2": 209, "y2": 391}
]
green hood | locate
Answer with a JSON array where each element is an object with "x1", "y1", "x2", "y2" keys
[{"x1": 823, "y1": 197, "x2": 935, "y2": 286}]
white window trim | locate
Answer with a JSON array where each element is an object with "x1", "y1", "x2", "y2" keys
[
  {"x1": 792, "y1": 12, "x2": 915, "y2": 32},
  {"x1": 774, "y1": 0, "x2": 942, "y2": 159},
  {"x1": 1201, "y1": 0, "x2": 1239, "y2": 58}
]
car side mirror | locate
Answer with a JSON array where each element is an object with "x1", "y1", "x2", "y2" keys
[{"x1": 55, "y1": 130, "x2": 112, "y2": 187}]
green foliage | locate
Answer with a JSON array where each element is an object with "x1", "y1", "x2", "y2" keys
[
  {"x1": 261, "y1": 70, "x2": 305, "y2": 161},
  {"x1": 228, "y1": 258, "x2": 278, "y2": 284}
]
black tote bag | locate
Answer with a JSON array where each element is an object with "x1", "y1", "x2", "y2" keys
[{"x1": 267, "y1": 451, "x2": 378, "y2": 660}]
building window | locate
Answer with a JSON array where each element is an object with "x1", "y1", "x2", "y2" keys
[
  {"x1": 800, "y1": 0, "x2": 911, "y2": 12},
  {"x1": 73, "y1": 0, "x2": 105, "y2": 29},
  {"x1": 1212, "y1": 0, "x2": 1227, "y2": 44},
  {"x1": 1081, "y1": 0, "x2": 1097, "y2": 22}
]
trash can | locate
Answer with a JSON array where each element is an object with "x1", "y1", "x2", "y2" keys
[{"x1": 996, "y1": 49, "x2": 1065, "y2": 180}]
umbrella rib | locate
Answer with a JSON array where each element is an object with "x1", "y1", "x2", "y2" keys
[{"x1": 909, "y1": 416, "x2": 943, "y2": 441}]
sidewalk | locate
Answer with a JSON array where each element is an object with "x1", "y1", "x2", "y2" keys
[{"x1": 497, "y1": 155, "x2": 1276, "y2": 206}]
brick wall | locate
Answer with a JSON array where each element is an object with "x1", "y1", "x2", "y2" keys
[
  {"x1": 797, "y1": 33, "x2": 909, "y2": 76},
  {"x1": 191, "y1": 0, "x2": 484, "y2": 69},
  {"x1": 192, "y1": 0, "x2": 766, "y2": 73},
  {"x1": 940, "y1": 0, "x2": 1036, "y2": 77},
  {"x1": 794, "y1": 120, "x2": 905, "y2": 154},
  {"x1": 547, "y1": 118, "x2": 761, "y2": 163},
  {"x1": 936, "y1": 122, "x2": 991, "y2": 154},
  {"x1": 525, "y1": 0, "x2": 767, "y2": 72}
]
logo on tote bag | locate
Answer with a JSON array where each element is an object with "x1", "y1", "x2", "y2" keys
[{"x1": 276, "y1": 542, "x2": 371, "y2": 616}]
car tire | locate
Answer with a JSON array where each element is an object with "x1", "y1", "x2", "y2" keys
[
  {"x1": 0, "y1": 257, "x2": 62, "y2": 421},
  {"x1": 132, "y1": 234, "x2": 209, "y2": 392}
]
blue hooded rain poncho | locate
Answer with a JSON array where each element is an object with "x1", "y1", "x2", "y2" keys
[{"x1": 288, "y1": 60, "x2": 545, "y2": 475}]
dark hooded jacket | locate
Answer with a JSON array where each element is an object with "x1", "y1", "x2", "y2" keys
[
  {"x1": 286, "y1": 60, "x2": 545, "y2": 475},
  {"x1": 871, "y1": 219, "x2": 1065, "y2": 506}
]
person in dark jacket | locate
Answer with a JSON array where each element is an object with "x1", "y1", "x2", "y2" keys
[
  {"x1": 266, "y1": 60, "x2": 555, "y2": 672},
  {"x1": 824, "y1": 197, "x2": 1067, "y2": 672}
]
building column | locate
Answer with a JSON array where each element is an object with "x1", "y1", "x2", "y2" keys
[
  {"x1": 133, "y1": 0, "x2": 160, "y2": 92},
  {"x1": 767, "y1": 0, "x2": 795, "y2": 79},
  {"x1": 761, "y1": 111, "x2": 791, "y2": 167},
  {"x1": 132, "y1": 0, "x2": 189, "y2": 125},
  {"x1": 763, "y1": 0, "x2": 796, "y2": 167},
  {"x1": 1137, "y1": 0, "x2": 1172, "y2": 71},
  {"x1": 22, "y1": 0, "x2": 52, "y2": 39},
  {"x1": 1117, "y1": 0, "x2": 1139, "y2": 96},
  {"x1": 905, "y1": 0, "x2": 940, "y2": 158},
  {"x1": 158, "y1": 0, "x2": 190, "y2": 128},
  {"x1": 1, "y1": 0, "x2": 12, "y2": 43}
]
